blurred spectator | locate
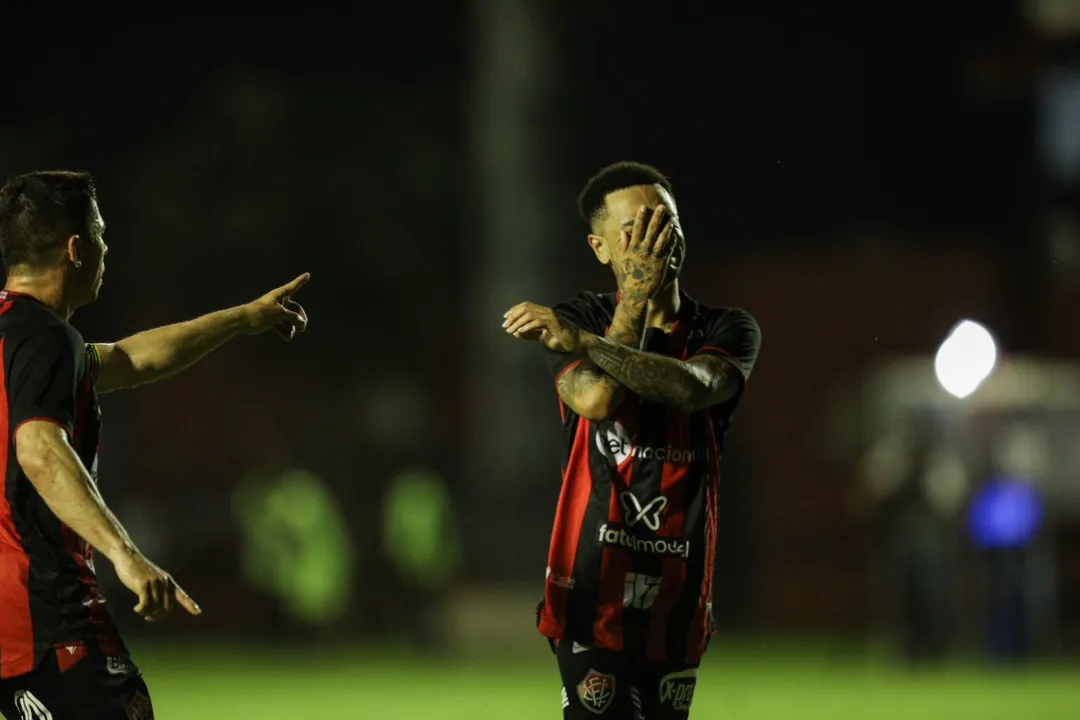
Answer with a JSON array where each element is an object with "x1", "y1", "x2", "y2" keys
[{"x1": 860, "y1": 418, "x2": 969, "y2": 664}]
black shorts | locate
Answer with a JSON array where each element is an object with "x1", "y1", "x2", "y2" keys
[
  {"x1": 0, "y1": 646, "x2": 152, "y2": 720},
  {"x1": 555, "y1": 639, "x2": 699, "y2": 720}
]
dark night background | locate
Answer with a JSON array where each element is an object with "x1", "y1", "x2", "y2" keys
[{"x1": 2, "y1": 3, "x2": 1080, "y2": 716}]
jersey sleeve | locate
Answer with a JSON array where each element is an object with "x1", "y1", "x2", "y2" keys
[
  {"x1": 693, "y1": 308, "x2": 761, "y2": 382},
  {"x1": 544, "y1": 291, "x2": 611, "y2": 381},
  {"x1": 84, "y1": 343, "x2": 101, "y2": 384},
  {"x1": 6, "y1": 326, "x2": 81, "y2": 437}
]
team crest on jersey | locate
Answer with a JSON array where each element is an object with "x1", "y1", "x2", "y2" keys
[
  {"x1": 125, "y1": 691, "x2": 153, "y2": 720},
  {"x1": 577, "y1": 669, "x2": 616, "y2": 714}
]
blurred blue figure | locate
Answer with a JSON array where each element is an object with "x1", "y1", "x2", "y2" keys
[{"x1": 968, "y1": 477, "x2": 1044, "y2": 662}]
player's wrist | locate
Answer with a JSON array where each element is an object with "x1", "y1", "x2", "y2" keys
[
  {"x1": 577, "y1": 332, "x2": 600, "y2": 351},
  {"x1": 582, "y1": 333, "x2": 612, "y2": 352},
  {"x1": 232, "y1": 304, "x2": 263, "y2": 335},
  {"x1": 100, "y1": 537, "x2": 140, "y2": 566},
  {"x1": 611, "y1": 300, "x2": 646, "y2": 338}
]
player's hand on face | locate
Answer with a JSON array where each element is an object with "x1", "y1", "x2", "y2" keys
[
  {"x1": 614, "y1": 204, "x2": 675, "y2": 304},
  {"x1": 503, "y1": 302, "x2": 585, "y2": 353},
  {"x1": 244, "y1": 273, "x2": 311, "y2": 341},
  {"x1": 114, "y1": 552, "x2": 202, "y2": 623}
]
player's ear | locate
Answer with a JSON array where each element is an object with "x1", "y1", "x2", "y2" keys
[
  {"x1": 66, "y1": 235, "x2": 82, "y2": 267},
  {"x1": 587, "y1": 234, "x2": 610, "y2": 266}
]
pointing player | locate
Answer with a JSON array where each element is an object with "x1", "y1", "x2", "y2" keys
[
  {"x1": 504, "y1": 162, "x2": 760, "y2": 719},
  {"x1": 0, "y1": 171, "x2": 309, "y2": 719}
]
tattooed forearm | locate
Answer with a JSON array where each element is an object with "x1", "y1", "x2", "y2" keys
[
  {"x1": 557, "y1": 362, "x2": 621, "y2": 400},
  {"x1": 558, "y1": 298, "x2": 644, "y2": 402},
  {"x1": 556, "y1": 360, "x2": 628, "y2": 420},
  {"x1": 607, "y1": 299, "x2": 647, "y2": 350},
  {"x1": 552, "y1": 301, "x2": 646, "y2": 420},
  {"x1": 584, "y1": 336, "x2": 737, "y2": 413},
  {"x1": 616, "y1": 260, "x2": 651, "y2": 307}
]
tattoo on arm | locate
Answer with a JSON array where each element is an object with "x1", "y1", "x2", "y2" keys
[
  {"x1": 557, "y1": 361, "x2": 622, "y2": 404},
  {"x1": 554, "y1": 300, "x2": 645, "y2": 411},
  {"x1": 606, "y1": 300, "x2": 646, "y2": 350},
  {"x1": 585, "y1": 338, "x2": 739, "y2": 413},
  {"x1": 616, "y1": 261, "x2": 650, "y2": 307}
]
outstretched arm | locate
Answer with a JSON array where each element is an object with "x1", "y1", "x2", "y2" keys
[
  {"x1": 94, "y1": 274, "x2": 310, "y2": 393},
  {"x1": 93, "y1": 306, "x2": 250, "y2": 392}
]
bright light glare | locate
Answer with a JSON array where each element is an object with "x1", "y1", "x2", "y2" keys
[{"x1": 934, "y1": 320, "x2": 998, "y2": 399}]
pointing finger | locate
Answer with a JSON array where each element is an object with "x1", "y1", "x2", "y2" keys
[
  {"x1": 175, "y1": 586, "x2": 202, "y2": 617},
  {"x1": 279, "y1": 273, "x2": 311, "y2": 297}
]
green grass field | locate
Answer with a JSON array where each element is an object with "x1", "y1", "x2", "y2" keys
[{"x1": 136, "y1": 642, "x2": 1080, "y2": 719}]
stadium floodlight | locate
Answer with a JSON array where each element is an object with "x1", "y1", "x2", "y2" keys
[{"x1": 934, "y1": 319, "x2": 998, "y2": 399}]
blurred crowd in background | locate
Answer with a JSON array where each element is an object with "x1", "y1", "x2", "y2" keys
[{"x1": 3, "y1": 2, "x2": 1080, "y2": 668}]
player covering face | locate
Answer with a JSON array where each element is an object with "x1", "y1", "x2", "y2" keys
[
  {"x1": 0, "y1": 170, "x2": 309, "y2": 719},
  {"x1": 503, "y1": 162, "x2": 761, "y2": 719}
]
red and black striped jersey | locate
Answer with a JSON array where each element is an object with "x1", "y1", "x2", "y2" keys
[
  {"x1": 0, "y1": 291, "x2": 125, "y2": 679},
  {"x1": 538, "y1": 291, "x2": 760, "y2": 664}
]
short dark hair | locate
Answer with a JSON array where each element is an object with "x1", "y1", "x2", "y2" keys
[
  {"x1": 0, "y1": 170, "x2": 97, "y2": 270},
  {"x1": 577, "y1": 161, "x2": 673, "y2": 228}
]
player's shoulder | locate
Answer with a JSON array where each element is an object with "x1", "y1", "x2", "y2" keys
[
  {"x1": 693, "y1": 300, "x2": 758, "y2": 331},
  {"x1": 552, "y1": 290, "x2": 616, "y2": 327},
  {"x1": 1, "y1": 304, "x2": 82, "y2": 356},
  {"x1": 555, "y1": 289, "x2": 616, "y2": 311}
]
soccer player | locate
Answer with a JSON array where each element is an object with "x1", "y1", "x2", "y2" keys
[
  {"x1": 503, "y1": 162, "x2": 760, "y2": 719},
  {"x1": 0, "y1": 171, "x2": 309, "y2": 719}
]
